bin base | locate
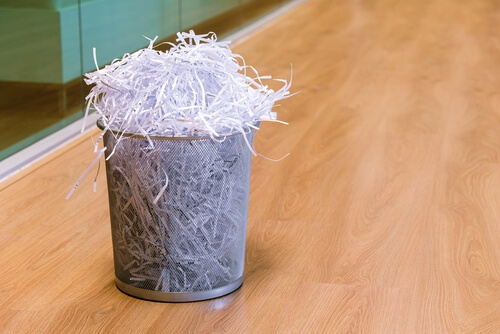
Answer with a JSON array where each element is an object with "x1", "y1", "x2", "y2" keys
[{"x1": 114, "y1": 276, "x2": 243, "y2": 302}]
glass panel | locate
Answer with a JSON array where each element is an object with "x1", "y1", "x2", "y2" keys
[
  {"x1": 79, "y1": 0, "x2": 181, "y2": 74},
  {"x1": 180, "y1": 0, "x2": 239, "y2": 30},
  {"x1": 0, "y1": 1, "x2": 85, "y2": 161}
]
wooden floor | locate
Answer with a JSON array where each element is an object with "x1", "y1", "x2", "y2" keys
[{"x1": 2, "y1": 0, "x2": 500, "y2": 332}]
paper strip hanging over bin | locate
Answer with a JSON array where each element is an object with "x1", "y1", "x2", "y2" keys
[{"x1": 77, "y1": 31, "x2": 292, "y2": 302}]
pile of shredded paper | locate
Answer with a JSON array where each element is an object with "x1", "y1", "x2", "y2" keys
[
  {"x1": 68, "y1": 31, "x2": 293, "y2": 294},
  {"x1": 84, "y1": 30, "x2": 292, "y2": 141}
]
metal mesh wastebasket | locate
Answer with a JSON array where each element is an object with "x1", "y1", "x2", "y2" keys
[{"x1": 100, "y1": 124, "x2": 255, "y2": 302}]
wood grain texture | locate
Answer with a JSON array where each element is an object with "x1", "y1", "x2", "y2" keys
[{"x1": 2, "y1": 0, "x2": 500, "y2": 332}]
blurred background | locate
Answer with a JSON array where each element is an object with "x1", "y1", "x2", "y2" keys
[{"x1": 0, "y1": 0, "x2": 293, "y2": 165}]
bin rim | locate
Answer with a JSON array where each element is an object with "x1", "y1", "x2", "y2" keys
[{"x1": 96, "y1": 118, "x2": 259, "y2": 141}]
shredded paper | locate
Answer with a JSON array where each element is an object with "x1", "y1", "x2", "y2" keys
[
  {"x1": 77, "y1": 31, "x2": 292, "y2": 294},
  {"x1": 105, "y1": 130, "x2": 253, "y2": 292},
  {"x1": 84, "y1": 30, "x2": 291, "y2": 145}
]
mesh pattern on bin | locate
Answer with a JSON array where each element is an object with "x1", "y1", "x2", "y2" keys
[{"x1": 104, "y1": 130, "x2": 253, "y2": 293}]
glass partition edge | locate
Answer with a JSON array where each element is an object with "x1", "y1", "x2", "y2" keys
[{"x1": 0, "y1": 112, "x2": 99, "y2": 183}]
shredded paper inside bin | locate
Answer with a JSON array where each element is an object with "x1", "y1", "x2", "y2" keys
[{"x1": 104, "y1": 129, "x2": 254, "y2": 293}]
